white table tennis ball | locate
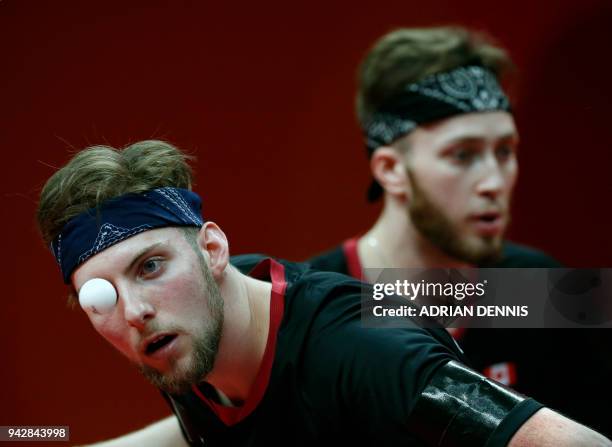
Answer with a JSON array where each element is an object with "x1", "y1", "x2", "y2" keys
[{"x1": 79, "y1": 278, "x2": 117, "y2": 314}]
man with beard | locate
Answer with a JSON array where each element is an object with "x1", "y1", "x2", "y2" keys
[
  {"x1": 37, "y1": 140, "x2": 610, "y2": 446},
  {"x1": 308, "y1": 26, "x2": 612, "y2": 437},
  {"x1": 309, "y1": 26, "x2": 558, "y2": 283}
]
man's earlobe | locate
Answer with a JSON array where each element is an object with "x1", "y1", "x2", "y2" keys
[
  {"x1": 197, "y1": 222, "x2": 230, "y2": 279},
  {"x1": 370, "y1": 146, "x2": 410, "y2": 199}
]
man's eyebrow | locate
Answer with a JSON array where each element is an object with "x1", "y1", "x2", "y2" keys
[
  {"x1": 498, "y1": 133, "x2": 520, "y2": 143},
  {"x1": 445, "y1": 136, "x2": 485, "y2": 146},
  {"x1": 443, "y1": 132, "x2": 519, "y2": 147},
  {"x1": 126, "y1": 242, "x2": 164, "y2": 273}
]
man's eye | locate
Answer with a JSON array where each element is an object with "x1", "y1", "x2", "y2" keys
[
  {"x1": 451, "y1": 148, "x2": 475, "y2": 163},
  {"x1": 496, "y1": 145, "x2": 515, "y2": 160},
  {"x1": 141, "y1": 258, "x2": 163, "y2": 276}
]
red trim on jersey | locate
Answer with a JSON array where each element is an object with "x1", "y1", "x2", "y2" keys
[
  {"x1": 446, "y1": 327, "x2": 466, "y2": 341},
  {"x1": 483, "y1": 361, "x2": 518, "y2": 386},
  {"x1": 342, "y1": 237, "x2": 364, "y2": 281},
  {"x1": 192, "y1": 258, "x2": 287, "y2": 426}
]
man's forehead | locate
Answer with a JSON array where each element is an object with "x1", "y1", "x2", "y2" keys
[{"x1": 419, "y1": 111, "x2": 518, "y2": 143}]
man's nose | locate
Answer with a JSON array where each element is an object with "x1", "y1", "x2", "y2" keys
[
  {"x1": 476, "y1": 153, "x2": 505, "y2": 199},
  {"x1": 119, "y1": 287, "x2": 156, "y2": 329}
]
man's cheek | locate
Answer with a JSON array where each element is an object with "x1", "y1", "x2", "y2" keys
[{"x1": 94, "y1": 323, "x2": 131, "y2": 356}]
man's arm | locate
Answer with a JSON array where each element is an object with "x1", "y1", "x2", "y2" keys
[
  {"x1": 509, "y1": 408, "x2": 611, "y2": 447},
  {"x1": 406, "y1": 360, "x2": 611, "y2": 446},
  {"x1": 81, "y1": 415, "x2": 188, "y2": 447}
]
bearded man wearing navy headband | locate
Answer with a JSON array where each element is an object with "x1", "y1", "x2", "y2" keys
[
  {"x1": 307, "y1": 27, "x2": 612, "y2": 437},
  {"x1": 37, "y1": 140, "x2": 609, "y2": 446}
]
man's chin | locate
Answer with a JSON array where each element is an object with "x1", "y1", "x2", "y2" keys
[
  {"x1": 139, "y1": 365, "x2": 195, "y2": 394},
  {"x1": 456, "y1": 235, "x2": 504, "y2": 265}
]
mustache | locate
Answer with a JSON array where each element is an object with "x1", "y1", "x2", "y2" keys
[{"x1": 473, "y1": 203, "x2": 509, "y2": 215}]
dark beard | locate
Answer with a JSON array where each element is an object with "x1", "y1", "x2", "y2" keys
[
  {"x1": 139, "y1": 253, "x2": 224, "y2": 395},
  {"x1": 407, "y1": 170, "x2": 504, "y2": 265}
]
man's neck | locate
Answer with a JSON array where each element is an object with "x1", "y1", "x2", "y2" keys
[
  {"x1": 358, "y1": 198, "x2": 469, "y2": 282},
  {"x1": 204, "y1": 267, "x2": 272, "y2": 404}
]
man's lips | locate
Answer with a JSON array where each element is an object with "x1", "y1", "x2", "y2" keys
[
  {"x1": 469, "y1": 212, "x2": 505, "y2": 235},
  {"x1": 141, "y1": 333, "x2": 178, "y2": 357}
]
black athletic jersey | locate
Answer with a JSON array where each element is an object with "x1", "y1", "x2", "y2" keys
[
  {"x1": 162, "y1": 255, "x2": 542, "y2": 446},
  {"x1": 306, "y1": 239, "x2": 561, "y2": 389},
  {"x1": 308, "y1": 240, "x2": 612, "y2": 438}
]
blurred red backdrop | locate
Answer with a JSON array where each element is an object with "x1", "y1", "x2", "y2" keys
[{"x1": 2, "y1": 0, "x2": 611, "y2": 444}]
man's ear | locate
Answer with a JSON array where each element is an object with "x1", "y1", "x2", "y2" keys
[
  {"x1": 197, "y1": 222, "x2": 229, "y2": 280},
  {"x1": 370, "y1": 146, "x2": 410, "y2": 200}
]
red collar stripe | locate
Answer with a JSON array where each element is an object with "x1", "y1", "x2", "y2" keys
[
  {"x1": 192, "y1": 258, "x2": 286, "y2": 426},
  {"x1": 342, "y1": 237, "x2": 364, "y2": 281}
]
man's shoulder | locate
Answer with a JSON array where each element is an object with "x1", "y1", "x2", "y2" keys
[
  {"x1": 230, "y1": 253, "x2": 270, "y2": 275},
  {"x1": 230, "y1": 253, "x2": 360, "y2": 294},
  {"x1": 230, "y1": 253, "x2": 270, "y2": 272},
  {"x1": 496, "y1": 242, "x2": 562, "y2": 268},
  {"x1": 231, "y1": 253, "x2": 315, "y2": 279},
  {"x1": 305, "y1": 245, "x2": 349, "y2": 275}
]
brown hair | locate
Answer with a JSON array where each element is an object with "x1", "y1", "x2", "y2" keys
[
  {"x1": 356, "y1": 26, "x2": 515, "y2": 127},
  {"x1": 37, "y1": 140, "x2": 194, "y2": 246}
]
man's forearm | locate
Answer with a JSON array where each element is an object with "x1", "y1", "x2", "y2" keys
[
  {"x1": 79, "y1": 415, "x2": 188, "y2": 447},
  {"x1": 509, "y1": 408, "x2": 611, "y2": 447}
]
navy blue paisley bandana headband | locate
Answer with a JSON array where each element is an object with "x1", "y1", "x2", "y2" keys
[
  {"x1": 364, "y1": 65, "x2": 511, "y2": 201},
  {"x1": 50, "y1": 187, "x2": 204, "y2": 284}
]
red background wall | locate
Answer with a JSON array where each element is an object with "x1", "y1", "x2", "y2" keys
[{"x1": 2, "y1": 0, "x2": 611, "y2": 444}]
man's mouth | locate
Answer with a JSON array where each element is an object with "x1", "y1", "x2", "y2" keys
[
  {"x1": 478, "y1": 212, "x2": 500, "y2": 222},
  {"x1": 144, "y1": 333, "x2": 178, "y2": 356},
  {"x1": 470, "y1": 212, "x2": 504, "y2": 235}
]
